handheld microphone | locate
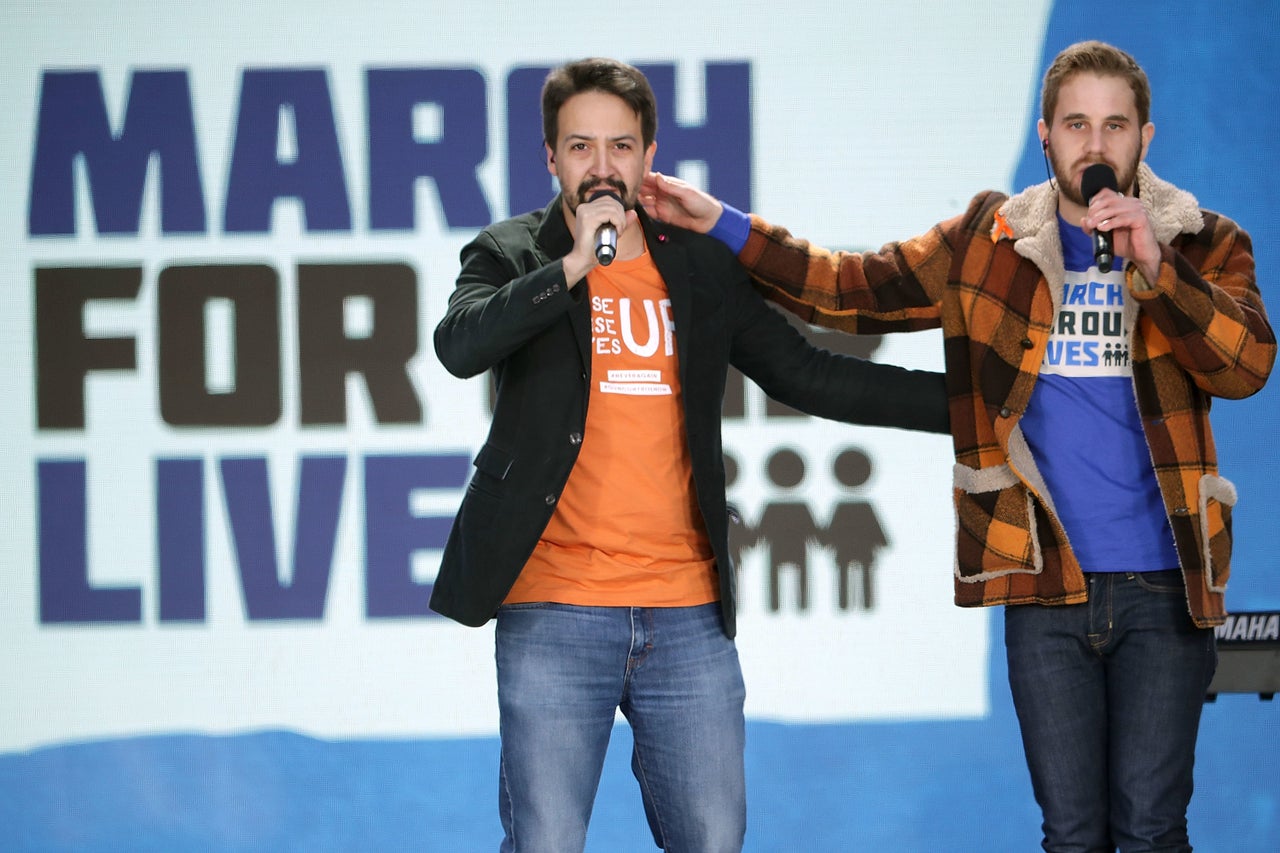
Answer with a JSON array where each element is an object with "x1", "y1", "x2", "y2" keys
[
  {"x1": 1080, "y1": 163, "x2": 1118, "y2": 273},
  {"x1": 588, "y1": 190, "x2": 621, "y2": 266}
]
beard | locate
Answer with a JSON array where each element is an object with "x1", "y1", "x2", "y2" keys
[{"x1": 1051, "y1": 146, "x2": 1143, "y2": 207}]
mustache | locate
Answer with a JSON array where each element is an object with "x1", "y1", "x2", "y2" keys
[
  {"x1": 575, "y1": 178, "x2": 628, "y2": 205},
  {"x1": 1076, "y1": 158, "x2": 1112, "y2": 172}
]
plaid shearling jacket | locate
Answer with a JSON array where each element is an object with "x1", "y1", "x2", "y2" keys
[{"x1": 740, "y1": 164, "x2": 1275, "y2": 627}]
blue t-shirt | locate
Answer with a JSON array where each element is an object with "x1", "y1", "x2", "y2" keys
[{"x1": 1018, "y1": 217, "x2": 1180, "y2": 572}]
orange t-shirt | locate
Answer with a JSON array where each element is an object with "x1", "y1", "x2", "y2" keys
[{"x1": 503, "y1": 246, "x2": 718, "y2": 607}]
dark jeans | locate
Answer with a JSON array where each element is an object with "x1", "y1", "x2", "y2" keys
[{"x1": 1005, "y1": 570, "x2": 1217, "y2": 853}]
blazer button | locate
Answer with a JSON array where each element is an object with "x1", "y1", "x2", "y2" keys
[
  {"x1": 569, "y1": 432, "x2": 583, "y2": 445},
  {"x1": 1172, "y1": 506, "x2": 1190, "y2": 517},
  {"x1": 545, "y1": 494, "x2": 557, "y2": 506},
  {"x1": 1021, "y1": 338, "x2": 1034, "y2": 349},
  {"x1": 999, "y1": 406, "x2": 1013, "y2": 418}
]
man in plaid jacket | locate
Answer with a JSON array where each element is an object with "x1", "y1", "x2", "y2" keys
[{"x1": 641, "y1": 41, "x2": 1274, "y2": 853}]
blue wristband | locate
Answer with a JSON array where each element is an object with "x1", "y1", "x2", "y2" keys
[{"x1": 708, "y1": 203, "x2": 750, "y2": 255}]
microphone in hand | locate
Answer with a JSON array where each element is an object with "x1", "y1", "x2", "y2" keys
[
  {"x1": 588, "y1": 190, "x2": 622, "y2": 266},
  {"x1": 1081, "y1": 163, "x2": 1118, "y2": 273}
]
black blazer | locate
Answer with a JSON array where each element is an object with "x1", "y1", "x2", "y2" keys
[{"x1": 431, "y1": 196, "x2": 947, "y2": 637}]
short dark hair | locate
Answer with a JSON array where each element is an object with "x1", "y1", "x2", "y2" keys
[
  {"x1": 541, "y1": 58, "x2": 658, "y2": 149},
  {"x1": 1041, "y1": 40, "x2": 1151, "y2": 127}
]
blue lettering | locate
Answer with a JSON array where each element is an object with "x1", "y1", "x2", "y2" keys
[
  {"x1": 157, "y1": 458, "x2": 206, "y2": 622},
  {"x1": 30, "y1": 63, "x2": 756, "y2": 236},
  {"x1": 224, "y1": 69, "x2": 351, "y2": 233},
  {"x1": 1064, "y1": 281, "x2": 1124, "y2": 307},
  {"x1": 38, "y1": 459, "x2": 143, "y2": 623},
  {"x1": 220, "y1": 455, "x2": 347, "y2": 619},
  {"x1": 505, "y1": 66, "x2": 555, "y2": 218},
  {"x1": 639, "y1": 62, "x2": 753, "y2": 212},
  {"x1": 28, "y1": 70, "x2": 205, "y2": 236},
  {"x1": 364, "y1": 453, "x2": 469, "y2": 618},
  {"x1": 1085, "y1": 281, "x2": 1124, "y2": 305},
  {"x1": 1057, "y1": 340, "x2": 1100, "y2": 366},
  {"x1": 37, "y1": 454, "x2": 478, "y2": 626},
  {"x1": 367, "y1": 68, "x2": 490, "y2": 230}
]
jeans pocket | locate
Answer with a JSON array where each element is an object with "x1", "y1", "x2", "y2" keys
[
  {"x1": 1132, "y1": 569, "x2": 1185, "y2": 594},
  {"x1": 497, "y1": 601, "x2": 553, "y2": 612}
]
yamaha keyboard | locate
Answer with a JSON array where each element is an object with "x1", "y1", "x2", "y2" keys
[{"x1": 1206, "y1": 610, "x2": 1280, "y2": 701}]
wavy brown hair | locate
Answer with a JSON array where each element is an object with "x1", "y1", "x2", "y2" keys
[
  {"x1": 541, "y1": 58, "x2": 658, "y2": 149},
  {"x1": 1042, "y1": 41, "x2": 1151, "y2": 126}
]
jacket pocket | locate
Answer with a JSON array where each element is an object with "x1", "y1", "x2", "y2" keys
[
  {"x1": 952, "y1": 462, "x2": 1042, "y2": 581},
  {"x1": 467, "y1": 442, "x2": 514, "y2": 500},
  {"x1": 1198, "y1": 473, "x2": 1237, "y2": 593}
]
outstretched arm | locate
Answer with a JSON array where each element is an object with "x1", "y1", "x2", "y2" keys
[
  {"x1": 644, "y1": 170, "x2": 956, "y2": 334},
  {"x1": 727, "y1": 267, "x2": 950, "y2": 435}
]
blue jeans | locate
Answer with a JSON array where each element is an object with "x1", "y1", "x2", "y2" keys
[
  {"x1": 1005, "y1": 570, "x2": 1218, "y2": 853},
  {"x1": 494, "y1": 602, "x2": 746, "y2": 853}
]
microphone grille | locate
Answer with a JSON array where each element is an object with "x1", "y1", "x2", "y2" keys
[{"x1": 1081, "y1": 163, "x2": 1118, "y2": 202}]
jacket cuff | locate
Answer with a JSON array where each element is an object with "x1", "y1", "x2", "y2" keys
[
  {"x1": 1126, "y1": 261, "x2": 1157, "y2": 295},
  {"x1": 709, "y1": 203, "x2": 751, "y2": 255}
]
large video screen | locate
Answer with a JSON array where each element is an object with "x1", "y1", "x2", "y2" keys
[{"x1": 3, "y1": 2, "x2": 1276, "y2": 849}]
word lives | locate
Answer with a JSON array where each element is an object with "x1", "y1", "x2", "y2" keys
[{"x1": 39, "y1": 453, "x2": 470, "y2": 624}]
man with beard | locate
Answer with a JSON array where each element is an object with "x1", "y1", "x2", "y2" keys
[
  {"x1": 431, "y1": 57, "x2": 949, "y2": 853},
  {"x1": 640, "y1": 41, "x2": 1274, "y2": 853}
]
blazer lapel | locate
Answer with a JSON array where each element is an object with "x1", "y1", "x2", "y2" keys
[{"x1": 643, "y1": 214, "x2": 693, "y2": 383}]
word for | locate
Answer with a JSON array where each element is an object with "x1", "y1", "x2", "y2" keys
[{"x1": 36, "y1": 263, "x2": 422, "y2": 429}]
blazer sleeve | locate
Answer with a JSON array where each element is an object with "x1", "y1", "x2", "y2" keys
[
  {"x1": 433, "y1": 228, "x2": 581, "y2": 379},
  {"x1": 726, "y1": 268, "x2": 950, "y2": 434}
]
